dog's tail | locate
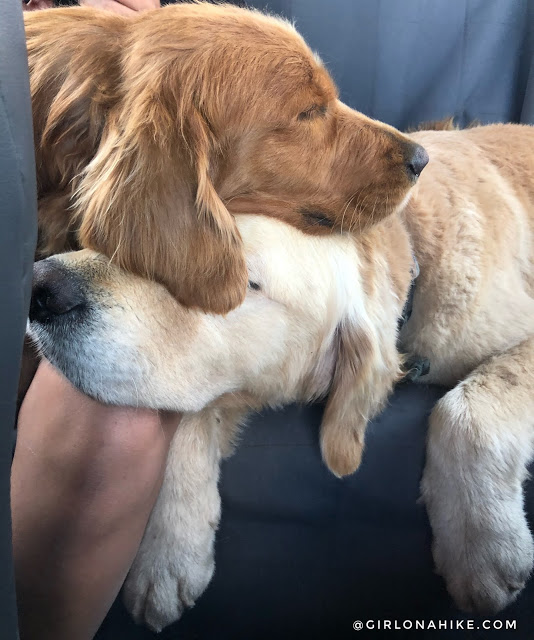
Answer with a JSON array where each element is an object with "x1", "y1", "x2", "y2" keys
[
  {"x1": 407, "y1": 116, "x2": 482, "y2": 133},
  {"x1": 406, "y1": 116, "x2": 457, "y2": 132}
]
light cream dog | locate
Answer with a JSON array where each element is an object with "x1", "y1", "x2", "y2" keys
[{"x1": 29, "y1": 123, "x2": 534, "y2": 630}]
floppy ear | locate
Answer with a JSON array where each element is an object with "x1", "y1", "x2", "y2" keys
[
  {"x1": 75, "y1": 105, "x2": 246, "y2": 313},
  {"x1": 73, "y1": 45, "x2": 246, "y2": 313},
  {"x1": 320, "y1": 319, "x2": 403, "y2": 477},
  {"x1": 26, "y1": 9, "x2": 247, "y2": 313}
]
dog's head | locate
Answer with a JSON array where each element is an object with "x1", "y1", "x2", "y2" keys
[
  {"x1": 26, "y1": 4, "x2": 426, "y2": 314},
  {"x1": 29, "y1": 215, "x2": 411, "y2": 476}
]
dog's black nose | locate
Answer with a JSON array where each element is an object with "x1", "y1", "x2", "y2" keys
[
  {"x1": 30, "y1": 260, "x2": 85, "y2": 323},
  {"x1": 406, "y1": 143, "x2": 429, "y2": 179}
]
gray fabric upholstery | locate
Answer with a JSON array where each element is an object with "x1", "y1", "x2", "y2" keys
[
  {"x1": 249, "y1": 0, "x2": 534, "y2": 129},
  {"x1": 0, "y1": 0, "x2": 38, "y2": 637}
]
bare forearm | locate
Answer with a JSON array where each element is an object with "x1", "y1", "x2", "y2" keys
[{"x1": 12, "y1": 362, "x2": 180, "y2": 640}]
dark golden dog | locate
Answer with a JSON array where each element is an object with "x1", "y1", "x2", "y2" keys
[{"x1": 25, "y1": 3, "x2": 425, "y2": 313}]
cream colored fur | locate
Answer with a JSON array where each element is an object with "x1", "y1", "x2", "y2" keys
[
  {"x1": 405, "y1": 123, "x2": 534, "y2": 615},
  {"x1": 30, "y1": 123, "x2": 534, "y2": 629}
]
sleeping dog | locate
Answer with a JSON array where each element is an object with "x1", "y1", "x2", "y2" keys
[
  {"x1": 30, "y1": 121, "x2": 534, "y2": 629},
  {"x1": 25, "y1": 3, "x2": 424, "y2": 315}
]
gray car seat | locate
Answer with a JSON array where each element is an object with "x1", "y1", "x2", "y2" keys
[{"x1": 0, "y1": 0, "x2": 37, "y2": 638}]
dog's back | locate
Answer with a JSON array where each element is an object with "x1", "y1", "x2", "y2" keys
[{"x1": 400, "y1": 124, "x2": 534, "y2": 384}]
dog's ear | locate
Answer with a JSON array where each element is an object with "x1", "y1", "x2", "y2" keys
[
  {"x1": 70, "y1": 15, "x2": 248, "y2": 314},
  {"x1": 26, "y1": 9, "x2": 247, "y2": 313},
  {"x1": 75, "y1": 98, "x2": 247, "y2": 313},
  {"x1": 320, "y1": 319, "x2": 402, "y2": 477}
]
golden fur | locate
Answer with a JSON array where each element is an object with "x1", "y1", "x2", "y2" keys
[{"x1": 25, "y1": 3, "x2": 421, "y2": 313}]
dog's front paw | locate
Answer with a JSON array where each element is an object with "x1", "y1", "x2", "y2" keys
[
  {"x1": 123, "y1": 469, "x2": 220, "y2": 633},
  {"x1": 123, "y1": 533, "x2": 215, "y2": 632},
  {"x1": 430, "y1": 510, "x2": 533, "y2": 614},
  {"x1": 422, "y1": 386, "x2": 534, "y2": 614}
]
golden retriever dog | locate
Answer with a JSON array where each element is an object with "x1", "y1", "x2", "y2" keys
[
  {"x1": 29, "y1": 120, "x2": 534, "y2": 629},
  {"x1": 25, "y1": 3, "x2": 425, "y2": 314}
]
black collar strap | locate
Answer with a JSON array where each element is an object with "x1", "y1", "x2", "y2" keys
[
  {"x1": 398, "y1": 254, "x2": 431, "y2": 381},
  {"x1": 398, "y1": 253, "x2": 419, "y2": 331}
]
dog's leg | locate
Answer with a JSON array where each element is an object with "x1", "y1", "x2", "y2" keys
[
  {"x1": 123, "y1": 409, "x2": 222, "y2": 632},
  {"x1": 421, "y1": 336, "x2": 534, "y2": 614}
]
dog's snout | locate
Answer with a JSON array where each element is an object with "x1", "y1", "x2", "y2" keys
[
  {"x1": 405, "y1": 143, "x2": 429, "y2": 180},
  {"x1": 30, "y1": 260, "x2": 86, "y2": 323}
]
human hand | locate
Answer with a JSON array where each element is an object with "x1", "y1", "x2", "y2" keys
[
  {"x1": 79, "y1": 0, "x2": 160, "y2": 15},
  {"x1": 22, "y1": 0, "x2": 53, "y2": 11},
  {"x1": 23, "y1": 0, "x2": 160, "y2": 15}
]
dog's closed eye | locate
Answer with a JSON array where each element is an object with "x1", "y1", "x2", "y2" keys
[
  {"x1": 299, "y1": 208, "x2": 334, "y2": 229},
  {"x1": 298, "y1": 104, "x2": 327, "y2": 121}
]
